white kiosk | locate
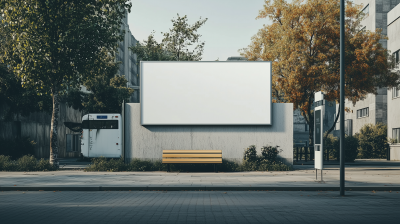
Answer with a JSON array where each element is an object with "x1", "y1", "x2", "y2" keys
[{"x1": 314, "y1": 92, "x2": 324, "y2": 180}]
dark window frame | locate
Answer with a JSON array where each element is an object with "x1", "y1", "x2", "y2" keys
[
  {"x1": 82, "y1": 120, "x2": 119, "y2": 129},
  {"x1": 393, "y1": 128, "x2": 400, "y2": 144},
  {"x1": 357, "y1": 107, "x2": 369, "y2": 119}
]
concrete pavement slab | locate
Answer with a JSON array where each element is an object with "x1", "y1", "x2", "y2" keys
[{"x1": 1, "y1": 166, "x2": 400, "y2": 191}]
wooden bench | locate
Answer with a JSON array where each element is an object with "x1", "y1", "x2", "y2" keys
[{"x1": 162, "y1": 150, "x2": 222, "y2": 172}]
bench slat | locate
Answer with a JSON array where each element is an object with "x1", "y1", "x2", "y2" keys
[
  {"x1": 163, "y1": 150, "x2": 222, "y2": 154},
  {"x1": 162, "y1": 158, "x2": 222, "y2": 163},
  {"x1": 162, "y1": 154, "x2": 222, "y2": 158}
]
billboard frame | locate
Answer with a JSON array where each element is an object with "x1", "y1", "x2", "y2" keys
[{"x1": 140, "y1": 61, "x2": 272, "y2": 126}]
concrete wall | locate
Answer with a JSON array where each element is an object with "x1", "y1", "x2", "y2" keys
[
  {"x1": 125, "y1": 103, "x2": 293, "y2": 165},
  {"x1": 388, "y1": 3, "x2": 400, "y2": 54}
]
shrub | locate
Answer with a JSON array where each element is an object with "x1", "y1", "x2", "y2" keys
[
  {"x1": 35, "y1": 158, "x2": 55, "y2": 171},
  {"x1": 356, "y1": 123, "x2": 388, "y2": 159},
  {"x1": 0, "y1": 137, "x2": 36, "y2": 160},
  {"x1": 0, "y1": 155, "x2": 55, "y2": 171},
  {"x1": 325, "y1": 134, "x2": 359, "y2": 162},
  {"x1": 243, "y1": 145, "x2": 257, "y2": 162},
  {"x1": 17, "y1": 155, "x2": 37, "y2": 171},
  {"x1": 260, "y1": 145, "x2": 282, "y2": 163},
  {"x1": 0, "y1": 155, "x2": 15, "y2": 171},
  {"x1": 85, "y1": 157, "x2": 126, "y2": 171}
]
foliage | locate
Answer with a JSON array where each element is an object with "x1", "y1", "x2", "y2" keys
[
  {"x1": 324, "y1": 134, "x2": 340, "y2": 159},
  {"x1": 325, "y1": 134, "x2": 359, "y2": 162},
  {"x1": 129, "y1": 32, "x2": 174, "y2": 62},
  {"x1": 0, "y1": 137, "x2": 36, "y2": 160},
  {"x1": 130, "y1": 14, "x2": 207, "y2": 62},
  {"x1": 240, "y1": 0, "x2": 400, "y2": 145},
  {"x1": 0, "y1": 155, "x2": 55, "y2": 171},
  {"x1": 244, "y1": 145, "x2": 258, "y2": 162},
  {"x1": 162, "y1": 14, "x2": 208, "y2": 61},
  {"x1": 261, "y1": 145, "x2": 282, "y2": 162},
  {"x1": 62, "y1": 50, "x2": 134, "y2": 113},
  {"x1": 0, "y1": 0, "x2": 132, "y2": 167},
  {"x1": 356, "y1": 123, "x2": 388, "y2": 159},
  {"x1": 0, "y1": 64, "x2": 52, "y2": 120}
]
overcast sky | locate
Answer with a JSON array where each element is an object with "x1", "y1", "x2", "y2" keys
[{"x1": 128, "y1": 0, "x2": 270, "y2": 61}]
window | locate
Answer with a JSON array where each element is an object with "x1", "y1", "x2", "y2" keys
[
  {"x1": 393, "y1": 87, "x2": 400, "y2": 98},
  {"x1": 394, "y1": 50, "x2": 400, "y2": 68},
  {"x1": 393, "y1": 128, "x2": 400, "y2": 144},
  {"x1": 82, "y1": 120, "x2": 118, "y2": 129},
  {"x1": 345, "y1": 119, "x2": 352, "y2": 136},
  {"x1": 357, "y1": 107, "x2": 369, "y2": 118}
]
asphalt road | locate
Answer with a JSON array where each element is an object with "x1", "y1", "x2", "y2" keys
[{"x1": 1, "y1": 191, "x2": 399, "y2": 224}]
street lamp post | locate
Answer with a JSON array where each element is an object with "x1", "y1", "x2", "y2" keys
[{"x1": 340, "y1": 0, "x2": 345, "y2": 196}]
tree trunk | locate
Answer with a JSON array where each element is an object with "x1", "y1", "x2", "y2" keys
[{"x1": 49, "y1": 88, "x2": 59, "y2": 168}]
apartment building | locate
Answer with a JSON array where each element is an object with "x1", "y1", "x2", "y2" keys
[
  {"x1": 387, "y1": 3, "x2": 400, "y2": 160},
  {"x1": 344, "y1": 0, "x2": 400, "y2": 136}
]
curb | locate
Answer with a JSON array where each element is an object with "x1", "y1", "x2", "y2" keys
[{"x1": 1, "y1": 186, "x2": 400, "y2": 191}]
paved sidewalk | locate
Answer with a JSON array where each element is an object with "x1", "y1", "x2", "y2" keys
[{"x1": 1, "y1": 166, "x2": 400, "y2": 191}]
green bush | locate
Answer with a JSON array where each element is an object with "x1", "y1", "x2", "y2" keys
[
  {"x1": 356, "y1": 123, "x2": 388, "y2": 159},
  {"x1": 0, "y1": 155, "x2": 55, "y2": 171},
  {"x1": 17, "y1": 155, "x2": 37, "y2": 171},
  {"x1": 243, "y1": 145, "x2": 257, "y2": 162},
  {"x1": 261, "y1": 145, "x2": 282, "y2": 163},
  {"x1": 0, "y1": 155, "x2": 16, "y2": 171},
  {"x1": 0, "y1": 137, "x2": 36, "y2": 160},
  {"x1": 324, "y1": 134, "x2": 359, "y2": 162}
]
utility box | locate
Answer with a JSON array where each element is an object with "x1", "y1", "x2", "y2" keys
[{"x1": 314, "y1": 92, "x2": 324, "y2": 170}]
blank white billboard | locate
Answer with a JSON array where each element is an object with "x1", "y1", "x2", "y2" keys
[{"x1": 141, "y1": 61, "x2": 272, "y2": 125}]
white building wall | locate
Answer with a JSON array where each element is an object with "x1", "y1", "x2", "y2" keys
[{"x1": 387, "y1": 3, "x2": 400, "y2": 160}]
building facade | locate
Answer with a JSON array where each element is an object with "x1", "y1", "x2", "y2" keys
[
  {"x1": 387, "y1": 3, "x2": 400, "y2": 160},
  {"x1": 118, "y1": 11, "x2": 140, "y2": 103},
  {"x1": 344, "y1": 0, "x2": 400, "y2": 137}
]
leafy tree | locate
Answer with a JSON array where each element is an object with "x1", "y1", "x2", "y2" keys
[
  {"x1": 355, "y1": 123, "x2": 388, "y2": 159},
  {"x1": 0, "y1": 0, "x2": 131, "y2": 167},
  {"x1": 162, "y1": 14, "x2": 207, "y2": 61},
  {"x1": 0, "y1": 63, "x2": 52, "y2": 120},
  {"x1": 240, "y1": 0, "x2": 399, "y2": 145},
  {"x1": 129, "y1": 32, "x2": 174, "y2": 61},
  {"x1": 63, "y1": 50, "x2": 134, "y2": 113},
  {"x1": 131, "y1": 14, "x2": 207, "y2": 61}
]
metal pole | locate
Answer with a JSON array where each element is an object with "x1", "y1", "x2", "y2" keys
[{"x1": 340, "y1": 0, "x2": 345, "y2": 196}]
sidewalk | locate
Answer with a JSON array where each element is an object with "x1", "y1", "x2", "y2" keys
[{"x1": 1, "y1": 165, "x2": 400, "y2": 191}]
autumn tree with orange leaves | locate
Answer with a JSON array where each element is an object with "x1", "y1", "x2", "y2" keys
[{"x1": 240, "y1": 0, "x2": 399, "y2": 145}]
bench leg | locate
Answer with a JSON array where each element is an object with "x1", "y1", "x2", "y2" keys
[
  {"x1": 214, "y1": 164, "x2": 216, "y2": 173},
  {"x1": 167, "y1": 164, "x2": 170, "y2": 172}
]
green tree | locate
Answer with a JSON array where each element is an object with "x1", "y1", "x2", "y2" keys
[
  {"x1": 63, "y1": 50, "x2": 134, "y2": 113},
  {"x1": 129, "y1": 32, "x2": 173, "y2": 61},
  {"x1": 0, "y1": 64, "x2": 52, "y2": 120},
  {"x1": 356, "y1": 123, "x2": 388, "y2": 159},
  {"x1": 0, "y1": 0, "x2": 131, "y2": 167},
  {"x1": 131, "y1": 14, "x2": 207, "y2": 61}
]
